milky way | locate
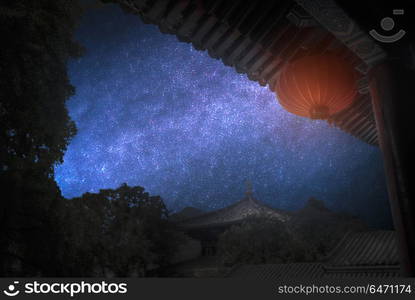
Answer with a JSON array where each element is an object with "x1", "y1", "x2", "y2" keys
[{"x1": 55, "y1": 4, "x2": 392, "y2": 228}]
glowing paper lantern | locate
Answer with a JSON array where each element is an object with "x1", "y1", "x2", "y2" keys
[{"x1": 275, "y1": 53, "x2": 358, "y2": 119}]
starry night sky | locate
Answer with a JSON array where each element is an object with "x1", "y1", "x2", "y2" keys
[{"x1": 55, "y1": 3, "x2": 393, "y2": 228}]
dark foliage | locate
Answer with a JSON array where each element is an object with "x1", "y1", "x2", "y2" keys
[
  {"x1": 0, "y1": 0, "x2": 83, "y2": 276},
  {"x1": 289, "y1": 197, "x2": 367, "y2": 261},
  {"x1": 0, "y1": 1, "x2": 187, "y2": 277},
  {"x1": 62, "y1": 183, "x2": 185, "y2": 277},
  {"x1": 217, "y1": 216, "x2": 311, "y2": 267}
]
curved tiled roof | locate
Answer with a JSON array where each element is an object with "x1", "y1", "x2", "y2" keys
[
  {"x1": 229, "y1": 231, "x2": 401, "y2": 278},
  {"x1": 323, "y1": 268, "x2": 401, "y2": 278},
  {"x1": 229, "y1": 263, "x2": 400, "y2": 279},
  {"x1": 325, "y1": 230, "x2": 399, "y2": 267},
  {"x1": 229, "y1": 263, "x2": 324, "y2": 279},
  {"x1": 177, "y1": 195, "x2": 290, "y2": 228},
  {"x1": 114, "y1": 0, "x2": 380, "y2": 145}
]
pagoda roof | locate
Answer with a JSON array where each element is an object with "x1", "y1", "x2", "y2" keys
[{"x1": 177, "y1": 194, "x2": 290, "y2": 229}]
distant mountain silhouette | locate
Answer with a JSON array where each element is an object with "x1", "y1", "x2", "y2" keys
[
  {"x1": 300, "y1": 197, "x2": 331, "y2": 213},
  {"x1": 289, "y1": 197, "x2": 368, "y2": 260},
  {"x1": 293, "y1": 197, "x2": 365, "y2": 226}
]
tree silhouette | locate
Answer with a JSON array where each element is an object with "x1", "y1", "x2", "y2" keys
[
  {"x1": 217, "y1": 216, "x2": 310, "y2": 267},
  {"x1": 0, "y1": 0, "x2": 83, "y2": 275},
  {"x1": 63, "y1": 183, "x2": 184, "y2": 277}
]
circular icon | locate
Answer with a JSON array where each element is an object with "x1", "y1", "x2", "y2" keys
[
  {"x1": 369, "y1": 10, "x2": 406, "y2": 43},
  {"x1": 380, "y1": 17, "x2": 395, "y2": 31},
  {"x1": 3, "y1": 281, "x2": 20, "y2": 297}
]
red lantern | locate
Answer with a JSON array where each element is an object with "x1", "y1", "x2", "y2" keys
[{"x1": 275, "y1": 53, "x2": 358, "y2": 119}]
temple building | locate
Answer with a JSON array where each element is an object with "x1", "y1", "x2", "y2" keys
[
  {"x1": 166, "y1": 184, "x2": 399, "y2": 278},
  {"x1": 173, "y1": 182, "x2": 290, "y2": 256}
]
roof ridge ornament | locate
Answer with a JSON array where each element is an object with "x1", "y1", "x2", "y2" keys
[{"x1": 245, "y1": 180, "x2": 253, "y2": 199}]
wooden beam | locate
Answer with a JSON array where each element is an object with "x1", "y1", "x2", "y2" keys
[{"x1": 369, "y1": 62, "x2": 415, "y2": 277}]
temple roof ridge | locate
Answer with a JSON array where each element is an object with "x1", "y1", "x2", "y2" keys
[{"x1": 177, "y1": 182, "x2": 290, "y2": 228}]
